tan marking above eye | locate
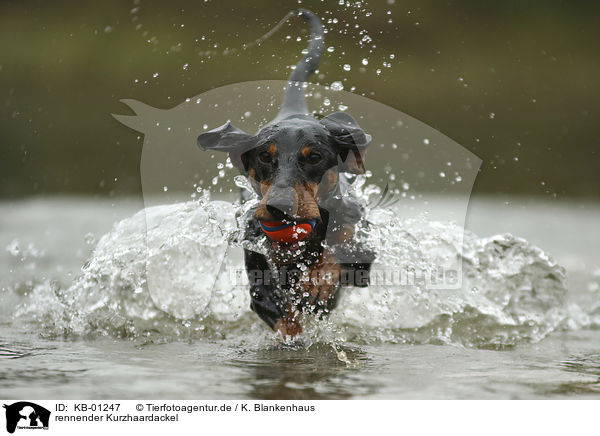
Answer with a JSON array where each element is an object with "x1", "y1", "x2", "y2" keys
[
  {"x1": 301, "y1": 146, "x2": 311, "y2": 157},
  {"x1": 267, "y1": 143, "x2": 278, "y2": 155}
]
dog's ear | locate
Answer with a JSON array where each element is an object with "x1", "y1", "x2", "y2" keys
[
  {"x1": 197, "y1": 121, "x2": 256, "y2": 173},
  {"x1": 320, "y1": 112, "x2": 371, "y2": 174}
]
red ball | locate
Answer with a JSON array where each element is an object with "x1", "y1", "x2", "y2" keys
[{"x1": 259, "y1": 220, "x2": 315, "y2": 243}]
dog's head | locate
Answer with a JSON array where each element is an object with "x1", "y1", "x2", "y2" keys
[
  {"x1": 197, "y1": 112, "x2": 370, "y2": 232},
  {"x1": 197, "y1": 10, "x2": 371, "y2": 260}
]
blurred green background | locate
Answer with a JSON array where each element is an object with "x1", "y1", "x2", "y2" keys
[{"x1": 1, "y1": 0, "x2": 598, "y2": 199}]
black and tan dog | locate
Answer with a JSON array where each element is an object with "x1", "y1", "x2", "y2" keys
[{"x1": 197, "y1": 9, "x2": 374, "y2": 336}]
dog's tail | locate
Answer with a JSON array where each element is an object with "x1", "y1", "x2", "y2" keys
[{"x1": 275, "y1": 9, "x2": 324, "y2": 121}]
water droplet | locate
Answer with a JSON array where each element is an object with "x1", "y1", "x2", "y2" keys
[
  {"x1": 152, "y1": 72, "x2": 159, "y2": 78},
  {"x1": 163, "y1": 186, "x2": 168, "y2": 191},
  {"x1": 489, "y1": 112, "x2": 495, "y2": 119},
  {"x1": 343, "y1": 64, "x2": 351, "y2": 71},
  {"x1": 327, "y1": 46, "x2": 335, "y2": 52},
  {"x1": 330, "y1": 81, "x2": 344, "y2": 91},
  {"x1": 84, "y1": 233, "x2": 96, "y2": 245},
  {"x1": 362, "y1": 58, "x2": 369, "y2": 66},
  {"x1": 423, "y1": 138, "x2": 430, "y2": 145}
]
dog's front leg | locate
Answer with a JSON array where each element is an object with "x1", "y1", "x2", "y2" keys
[
  {"x1": 245, "y1": 249, "x2": 285, "y2": 330},
  {"x1": 300, "y1": 249, "x2": 342, "y2": 312},
  {"x1": 273, "y1": 310, "x2": 303, "y2": 337},
  {"x1": 328, "y1": 224, "x2": 376, "y2": 288}
]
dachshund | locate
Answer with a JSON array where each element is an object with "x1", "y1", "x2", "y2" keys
[{"x1": 197, "y1": 9, "x2": 375, "y2": 337}]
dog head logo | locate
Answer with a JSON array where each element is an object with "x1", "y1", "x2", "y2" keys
[
  {"x1": 3, "y1": 402, "x2": 50, "y2": 434},
  {"x1": 113, "y1": 9, "x2": 481, "y2": 319}
]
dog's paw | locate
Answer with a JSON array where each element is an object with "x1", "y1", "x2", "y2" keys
[
  {"x1": 299, "y1": 249, "x2": 341, "y2": 309},
  {"x1": 274, "y1": 314, "x2": 303, "y2": 338},
  {"x1": 249, "y1": 285, "x2": 285, "y2": 330}
]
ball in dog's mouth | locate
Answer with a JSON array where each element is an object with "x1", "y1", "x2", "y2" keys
[{"x1": 259, "y1": 220, "x2": 316, "y2": 244}]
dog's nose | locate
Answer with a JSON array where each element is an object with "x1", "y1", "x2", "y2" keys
[{"x1": 266, "y1": 187, "x2": 297, "y2": 220}]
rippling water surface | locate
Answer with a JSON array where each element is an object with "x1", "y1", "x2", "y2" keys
[{"x1": 1, "y1": 196, "x2": 599, "y2": 399}]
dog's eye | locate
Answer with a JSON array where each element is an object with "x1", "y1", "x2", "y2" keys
[
  {"x1": 258, "y1": 151, "x2": 273, "y2": 164},
  {"x1": 306, "y1": 151, "x2": 322, "y2": 165}
]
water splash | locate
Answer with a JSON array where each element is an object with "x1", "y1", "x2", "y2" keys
[{"x1": 6, "y1": 184, "x2": 595, "y2": 348}]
